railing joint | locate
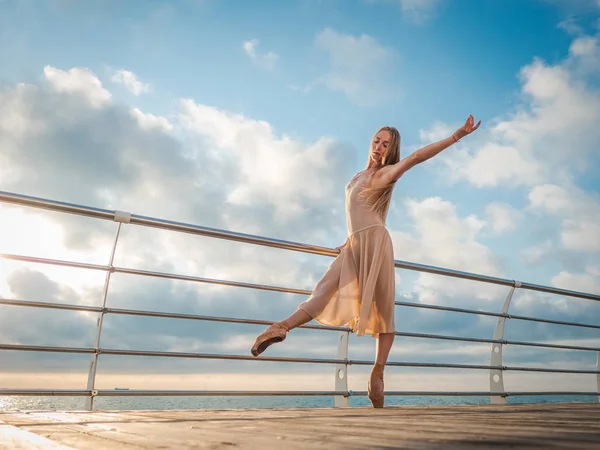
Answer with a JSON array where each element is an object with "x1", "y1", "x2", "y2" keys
[
  {"x1": 513, "y1": 280, "x2": 522, "y2": 288},
  {"x1": 113, "y1": 210, "x2": 131, "y2": 223}
]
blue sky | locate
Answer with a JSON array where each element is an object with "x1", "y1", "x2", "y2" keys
[{"x1": 0, "y1": 0, "x2": 599, "y2": 402}]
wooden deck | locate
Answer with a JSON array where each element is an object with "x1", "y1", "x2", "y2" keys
[{"x1": 1, "y1": 402, "x2": 600, "y2": 449}]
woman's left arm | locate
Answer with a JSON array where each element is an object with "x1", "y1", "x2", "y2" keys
[{"x1": 375, "y1": 114, "x2": 481, "y2": 187}]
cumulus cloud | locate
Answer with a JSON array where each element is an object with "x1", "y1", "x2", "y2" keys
[
  {"x1": 242, "y1": 39, "x2": 278, "y2": 71},
  {"x1": 369, "y1": 0, "x2": 442, "y2": 24},
  {"x1": 43, "y1": 65, "x2": 111, "y2": 107},
  {"x1": 1, "y1": 63, "x2": 597, "y2": 388},
  {"x1": 111, "y1": 69, "x2": 151, "y2": 95},
  {"x1": 528, "y1": 184, "x2": 600, "y2": 253},
  {"x1": 390, "y1": 196, "x2": 505, "y2": 306},
  {"x1": 417, "y1": 29, "x2": 600, "y2": 300},
  {"x1": 0, "y1": 64, "x2": 356, "y2": 376},
  {"x1": 312, "y1": 28, "x2": 399, "y2": 106},
  {"x1": 427, "y1": 32, "x2": 600, "y2": 188},
  {"x1": 552, "y1": 267, "x2": 600, "y2": 293},
  {"x1": 484, "y1": 202, "x2": 521, "y2": 234}
]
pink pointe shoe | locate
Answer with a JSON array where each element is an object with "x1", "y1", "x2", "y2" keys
[
  {"x1": 250, "y1": 322, "x2": 289, "y2": 357},
  {"x1": 368, "y1": 363, "x2": 385, "y2": 408}
]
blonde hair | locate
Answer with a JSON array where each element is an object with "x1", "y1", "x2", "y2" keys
[{"x1": 360, "y1": 126, "x2": 401, "y2": 221}]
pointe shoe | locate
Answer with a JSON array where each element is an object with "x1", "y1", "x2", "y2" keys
[
  {"x1": 250, "y1": 322, "x2": 289, "y2": 357},
  {"x1": 368, "y1": 363, "x2": 385, "y2": 408}
]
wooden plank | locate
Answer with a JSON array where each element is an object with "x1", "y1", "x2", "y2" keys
[
  {"x1": 0, "y1": 419, "x2": 75, "y2": 450},
  {"x1": 1, "y1": 403, "x2": 599, "y2": 449}
]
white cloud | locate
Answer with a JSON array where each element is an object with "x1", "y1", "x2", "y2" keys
[
  {"x1": 390, "y1": 196, "x2": 504, "y2": 305},
  {"x1": 43, "y1": 65, "x2": 111, "y2": 107},
  {"x1": 0, "y1": 64, "x2": 361, "y2": 376},
  {"x1": 521, "y1": 240, "x2": 555, "y2": 266},
  {"x1": 313, "y1": 28, "x2": 398, "y2": 106},
  {"x1": 552, "y1": 266, "x2": 600, "y2": 293},
  {"x1": 370, "y1": 0, "x2": 442, "y2": 24},
  {"x1": 130, "y1": 107, "x2": 173, "y2": 132},
  {"x1": 396, "y1": 0, "x2": 441, "y2": 23},
  {"x1": 570, "y1": 35, "x2": 598, "y2": 56},
  {"x1": 1, "y1": 64, "x2": 597, "y2": 384},
  {"x1": 484, "y1": 202, "x2": 521, "y2": 234},
  {"x1": 416, "y1": 31, "x2": 600, "y2": 287},
  {"x1": 528, "y1": 184, "x2": 600, "y2": 252},
  {"x1": 426, "y1": 32, "x2": 600, "y2": 189},
  {"x1": 242, "y1": 39, "x2": 278, "y2": 71},
  {"x1": 111, "y1": 69, "x2": 151, "y2": 95},
  {"x1": 178, "y1": 99, "x2": 351, "y2": 225}
]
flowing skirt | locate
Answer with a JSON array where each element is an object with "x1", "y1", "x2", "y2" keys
[{"x1": 298, "y1": 224, "x2": 396, "y2": 337}]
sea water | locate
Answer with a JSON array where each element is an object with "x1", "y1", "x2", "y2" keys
[{"x1": 1, "y1": 394, "x2": 597, "y2": 412}]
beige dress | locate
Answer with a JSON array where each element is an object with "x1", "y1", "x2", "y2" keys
[{"x1": 298, "y1": 171, "x2": 396, "y2": 337}]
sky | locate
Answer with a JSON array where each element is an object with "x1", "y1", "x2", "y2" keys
[{"x1": 0, "y1": 0, "x2": 600, "y2": 400}]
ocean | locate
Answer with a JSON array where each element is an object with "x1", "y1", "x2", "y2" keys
[{"x1": 1, "y1": 394, "x2": 597, "y2": 412}]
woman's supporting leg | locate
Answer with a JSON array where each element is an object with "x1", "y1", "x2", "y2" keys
[{"x1": 369, "y1": 332, "x2": 395, "y2": 408}]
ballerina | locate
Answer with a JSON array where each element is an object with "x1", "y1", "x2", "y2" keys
[{"x1": 251, "y1": 115, "x2": 481, "y2": 407}]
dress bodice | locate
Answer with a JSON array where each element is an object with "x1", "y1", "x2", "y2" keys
[{"x1": 345, "y1": 171, "x2": 385, "y2": 234}]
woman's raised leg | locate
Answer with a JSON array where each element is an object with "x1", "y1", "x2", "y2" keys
[
  {"x1": 250, "y1": 309, "x2": 312, "y2": 357},
  {"x1": 250, "y1": 252, "x2": 346, "y2": 357}
]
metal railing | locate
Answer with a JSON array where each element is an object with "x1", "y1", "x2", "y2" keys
[{"x1": 1, "y1": 190, "x2": 599, "y2": 410}]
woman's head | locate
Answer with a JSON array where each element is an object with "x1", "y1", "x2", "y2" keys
[
  {"x1": 362, "y1": 125, "x2": 401, "y2": 221},
  {"x1": 368, "y1": 126, "x2": 401, "y2": 169}
]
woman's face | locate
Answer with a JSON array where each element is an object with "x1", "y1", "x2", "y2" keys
[{"x1": 370, "y1": 129, "x2": 391, "y2": 165}]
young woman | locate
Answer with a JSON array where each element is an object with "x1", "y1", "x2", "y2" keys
[{"x1": 251, "y1": 115, "x2": 481, "y2": 407}]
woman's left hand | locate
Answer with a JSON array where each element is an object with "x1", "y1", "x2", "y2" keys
[{"x1": 454, "y1": 114, "x2": 481, "y2": 140}]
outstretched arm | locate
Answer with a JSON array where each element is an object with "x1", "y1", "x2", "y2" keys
[{"x1": 374, "y1": 115, "x2": 481, "y2": 187}]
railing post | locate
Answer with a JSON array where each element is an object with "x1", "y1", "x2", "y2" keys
[
  {"x1": 489, "y1": 281, "x2": 519, "y2": 404},
  {"x1": 85, "y1": 211, "x2": 129, "y2": 410},
  {"x1": 334, "y1": 331, "x2": 350, "y2": 407},
  {"x1": 596, "y1": 352, "x2": 600, "y2": 402}
]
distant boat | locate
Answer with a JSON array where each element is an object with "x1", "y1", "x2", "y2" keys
[{"x1": 114, "y1": 387, "x2": 130, "y2": 390}]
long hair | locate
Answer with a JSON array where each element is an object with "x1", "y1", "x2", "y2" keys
[{"x1": 360, "y1": 126, "x2": 401, "y2": 221}]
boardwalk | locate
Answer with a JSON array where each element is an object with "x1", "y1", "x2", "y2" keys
[{"x1": 1, "y1": 402, "x2": 600, "y2": 449}]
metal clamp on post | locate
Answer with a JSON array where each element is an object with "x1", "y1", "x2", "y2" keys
[{"x1": 114, "y1": 210, "x2": 131, "y2": 223}]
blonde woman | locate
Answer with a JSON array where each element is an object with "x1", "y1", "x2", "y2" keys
[{"x1": 251, "y1": 115, "x2": 481, "y2": 407}]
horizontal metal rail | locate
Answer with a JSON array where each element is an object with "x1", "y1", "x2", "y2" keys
[
  {"x1": 2, "y1": 190, "x2": 599, "y2": 303},
  {"x1": 1, "y1": 389, "x2": 598, "y2": 398},
  {"x1": 0, "y1": 298, "x2": 103, "y2": 314},
  {"x1": 1, "y1": 297, "x2": 598, "y2": 357},
  {"x1": 0, "y1": 344, "x2": 96, "y2": 354},
  {"x1": 3, "y1": 298, "x2": 598, "y2": 352},
  {"x1": 2, "y1": 344, "x2": 598, "y2": 374},
  {"x1": 395, "y1": 331, "x2": 600, "y2": 352},
  {"x1": 0, "y1": 253, "x2": 108, "y2": 272},
  {"x1": 2, "y1": 190, "x2": 600, "y2": 407},
  {"x1": 396, "y1": 301, "x2": 600, "y2": 330},
  {"x1": 0, "y1": 253, "x2": 313, "y2": 296},
  {"x1": 348, "y1": 391, "x2": 600, "y2": 397},
  {"x1": 4, "y1": 253, "x2": 600, "y2": 332},
  {"x1": 0, "y1": 298, "x2": 350, "y2": 332}
]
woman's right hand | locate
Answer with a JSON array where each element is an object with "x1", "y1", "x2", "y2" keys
[{"x1": 335, "y1": 239, "x2": 348, "y2": 253}]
